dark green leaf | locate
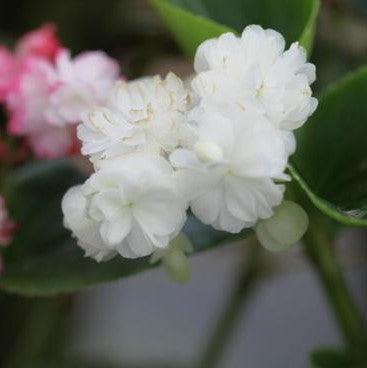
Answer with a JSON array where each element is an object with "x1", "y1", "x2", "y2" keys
[
  {"x1": 310, "y1": 348, "x2": 367, "y2": 368},
  {"x1": 291, "y1": 66, "x2": 367, "y2": 226},
  {"x1": 0, "y1": 159, "x2": 248, "y2": 296},
  {"x1": 151, "y1": 0, "x2": 319, "y2": 56}
]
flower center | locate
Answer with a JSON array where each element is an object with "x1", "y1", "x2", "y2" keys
[{"x1": 256, "y1": 81, "x2": 265, "y2": 97}]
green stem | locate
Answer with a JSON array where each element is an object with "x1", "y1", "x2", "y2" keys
[
  {"x1": 3, "y1": 296, "x2": 70, "y2": 368},
  {"x1": 304, "y1": 218, "x2": 367, "y2": 350},
  {"x1": 198, "y1": 238, "x2": 263, "y2": 368}
]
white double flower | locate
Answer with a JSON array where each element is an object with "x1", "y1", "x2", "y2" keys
[
  {"x1": 77, "y1": 72, "x2": 190, "y2": 163},
  {"x1": 62, "y1": 153, "x2": 187, "y2": 261}
]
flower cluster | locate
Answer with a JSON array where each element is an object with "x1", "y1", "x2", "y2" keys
[
  {"x1": 0, "y1": 24, "x2": 120, "y2": 158},
  {"x1": 62, "y1": 25, "x2": 317, "y2": 261}
]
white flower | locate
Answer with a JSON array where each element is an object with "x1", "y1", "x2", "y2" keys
[
  {"x1": 62, "y1": 153, "x2": 187, "y2": 260},
  {"x1": 46, "y1": 49, "x2": 120, "y2": 126},
  {"x1": 192, "y1": 25, "x2": 317, "y2": 153},
  {"x1": 77, "y1": 72, "x2": 190, "y2": 163},
  {"x1": 170, "y1": 107, "x2": 288, "y2": 233}
]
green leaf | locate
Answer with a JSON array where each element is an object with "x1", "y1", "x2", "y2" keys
[
  {"x1": 0, "y1": 159, "x2": 248, "y2": 296},
  {"x1": 290, "y1": 66, "x2": 367, "y2": 226},
  {"x1": 151, "y1": 0, "x2": 319, "y2": 56},
  {"x1": 310, "y1": 348, "x2": 367, "y2": 368}
]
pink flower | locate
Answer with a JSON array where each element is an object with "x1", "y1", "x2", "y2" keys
[
  {"x1": 0, "y1": 47, "x2": 17, "y2": 102},
  {"x1": 0, "y1": 24, "x2": 62, "y2": 102},
  {"x1": 5, "y1": 49, "x2": 120, "y2": 159},
  {"x1": 7, "y1": 56, "x2": 56, "y2": 134},
  {"x1": 0, "y1": 24, "x2": 120, "y2": 159},
  {"x1": 0, "y1": 25, "x2": 76, "y2": 158},
  {"x1": 46, "y1": 49, "x2": 120, "y2": 125},
  {"x1": 6, "y1": 55, "x2": 77, "y2": 158},
  {"x1": 15, "y1": 23, "x2": 62, "y2": 62}
]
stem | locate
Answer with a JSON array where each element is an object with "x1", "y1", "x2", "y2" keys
[
  {"x1": 198, "y1": 238, "x2": 263, "y2": 368},
  {"x1": 304, "y1": 218, "x2": 367, "y2": 350},
  {"x1": 3, "y1": 296, "x2": 70, "y2": 368}
]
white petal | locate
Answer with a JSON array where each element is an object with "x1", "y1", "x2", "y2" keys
[
  {"x1": 224, "y1": 176, "x2": 259, "y2": 222},
  {"x1": 213, "y1": 204, "x2": 247, "y2": 233},
  {"x1": 99, "y1": 214, "x2": 132, "y2": 245},
  {"x1": 190, "y1": 184, "x2": 223, "y2": 225},
  {"x1": 133, "y1": 194, "x2": 186, "y2": 237},
  {"x1": 126, "y1": 222, "x2": 155, "y2": 257},
  {"x1": 89, "y1": 189, "x2": 127, "y2": 221}
]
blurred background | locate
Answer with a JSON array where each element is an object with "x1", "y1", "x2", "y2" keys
[{"x1": 0, "y1": 0, "x2": 366, "y2": 367}]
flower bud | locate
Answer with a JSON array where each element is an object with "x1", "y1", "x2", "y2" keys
[
  {"x1": 150, "y1": 233, "x2": 193, "y2": 283},
  {"x1": 255, "y1": 200, "x2": 309, "y2": 251}
]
